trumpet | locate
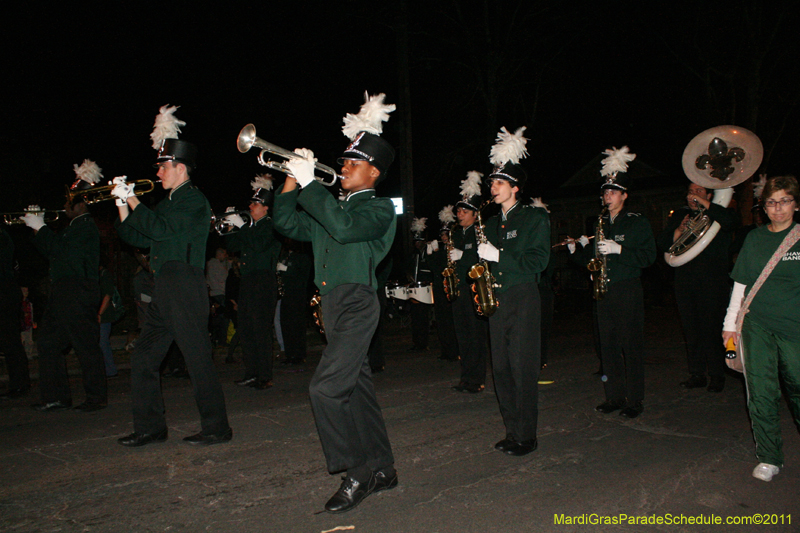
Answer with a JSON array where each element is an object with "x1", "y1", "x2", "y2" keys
[
  {"x1": 237, "y1": 124, "x2": 339, "y2": 187},
  {"x1": 2, "y1": 209, "x2": 64, "y2": 225},
  {"x1": 66, "y1": 178, "x2": 156, "y2": 205},
  {"x1": 211, "y1": 210, "x2": 253, "y2": 235}
]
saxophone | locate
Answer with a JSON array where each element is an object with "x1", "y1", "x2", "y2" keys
[
  {"x1": 468, "y1": 200, "x2": 500, "y2": 316},
  {"x1": 309, "y1": 292, "x2": 325, "y2": 336},
  {"x1": 586, "y1": 206, "x2": 609, "y2": 301},
  {"x1": 441, "y1": 228, "x2": 460, "y2": 301}
]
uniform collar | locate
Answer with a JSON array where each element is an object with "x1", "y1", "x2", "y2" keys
[
  {"x1": 344, "y1": 188, "x2": 376, "y2": 202},
  {"x1": 501, "y1": 201, "x2": 520, "y2": 221},
  {"x1": 168, "y1": 180, "x2": 192, "y2": 200},
  {"x1": 69, "y1": 213, "x2": 91, "y2": 226}
]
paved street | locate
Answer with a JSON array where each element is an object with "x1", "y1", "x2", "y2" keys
[{"x1": 1, "y1": 300, "x2": 798, "y2": 532}]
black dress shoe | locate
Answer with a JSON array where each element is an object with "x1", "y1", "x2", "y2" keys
[
  {"x1": 707, "y1": 378, "x2": 725, "y2": 393},
  {"x1": 494, "y1": 435, "x2": 516, "y2": 452},
  {"x1": 118, "y1": 429, "x2": 168, "y2": 447},
  {"x1": 505, "y1": 438, "x2": 538, "y2": 456},
  {"x1": 595, "y1": 400, "x2": 624, "y2": 414},
  {"x1": 0, "y1": 386, "x2": 31, "y2": 400},
  {"x1": 462, "y1": 383, "x2": 485, "y2": 393},
  {"x1": 74, "y1": 401, "x2": 107, "y2": 412},
  {"x1": 249, "y1": 379, "x2": 273, "y2": 390},
  {"x1": 235, "y1": 377, "x2": 257, "y2": 386},
  {"x1": 183, "y1": 428, "x2": 233, "y2": 446},
  {"x1": 373, "y1": 469, "x2": 398, "y2": 493},
  {"x1": 32, "y1": 400, "x2": 72, "y2": 412},
  {"x1": 620, "y1": 402, "x2": 643, "y2": 419},
  {"x1": 324, "y1": 474, "x2": 375, "y2": 513},
  {"x1": 680, "y1": 374, "x2": 707, "y2": 389},
  {"x1": 370, "y1": 365, "x2": 385, "y2": 374}
]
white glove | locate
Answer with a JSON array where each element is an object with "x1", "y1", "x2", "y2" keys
[
  {"x1": 426, "y1": 240, "x2": 439, "y2": 255},
  {"x1": 578, "y1": 235, "x2": 590, "y2": 247},
  {"x1": 224, "y1": 213, "x2": 246, "y2": 228},
  {"x1": 225, "y1": 206, "x2": 237, "y2": 213},
  {"x1": 276, "y1": 262, "x2": 288, "y2": 272},
  {"x1": 110, "y1": 177, "x2": 134, "y2": 206},
  {"x1": 449, "y1": 248, "x2": 463, "y2": 262},
  {"x1": 478, "y1": 242, "x2": 500, "y2": 262},
  {"x1": 597, "y1": 239, "x2": 621, "y2": 255},
  {"x1": 285, "y1": 148, "x2": 317, "y2": 188},
  {"x1": 567, "y1": 242, "x2": 576, "y2": 254},
  {"x1": 21, "y1": 206, "x2": 45, "y2": 231}
]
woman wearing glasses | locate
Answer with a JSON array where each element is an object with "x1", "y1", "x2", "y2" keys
[{"x1": 723, "y1": 175, "x2": 800, "y2": 482}]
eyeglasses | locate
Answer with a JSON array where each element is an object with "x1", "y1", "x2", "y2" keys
[{"x1": 764, "y1": 198, "x2": 795, "y2": 209}]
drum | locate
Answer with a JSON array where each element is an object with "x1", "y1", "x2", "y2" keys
[
  {"x1": 385, "y1": 281, "x2": 408, "y2": 300},
  {"x1": 407, "y1": 282, "x2": 434, "y2": 304}
]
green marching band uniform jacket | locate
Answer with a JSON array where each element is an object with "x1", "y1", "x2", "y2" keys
[
  {"x1": 483, "y1": 202, "x2": 550, "y2": 293},
  {"x1": 224, "y1": 216, "x2": 281, "y2": 275},
  {"x1": 572, "y1": 209, "x2": 656, "y2": 284},
  {"x1": 114, "y1": 181, "x2": 211, "y2": 276},
  {"x1": 272, "y1": 182, "x2": 396, "y2": 297},
  {"x1": 451, "y1": 224, "x2": 479, "y2": 288},
  {"x1": 35, "y1": 213, "x2": 100, "y2": 281}
]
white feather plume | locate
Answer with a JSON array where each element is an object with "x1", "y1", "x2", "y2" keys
[
  {"x1": 460, "y1": 171, "x2": 483, "y2": 198},
  {"x1": 73, "y1": 159, "x2": 103, "y2": 184},
  {"x1": 411, "y1": 217, "x2": 427, "y2": 234},
  {"x1": 342, "y1": 92, "x2": 396, "y2": 140},
  {"x1": 251, "y1": 173, "x2": 274, "y2": 191},
  {"x1": 438, "y1": 205, "x2": 455, "y2": 225},
  {"x1": 150, "y1": 105, "x2": 186, "y2": 149},
  {"x1": 600, "y1": 146, "x2": 636, "y2": 177},
  {"x1": 753, "y1": 173, "x2": 767, "y2": 199},
  {"x1": 489, "y1": 126, "x2": 529, "y2": 166},
  {"x1": 530, "y1": 197, "x2": 550, "y2": 213}
]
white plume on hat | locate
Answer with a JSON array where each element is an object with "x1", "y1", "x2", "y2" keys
[
  {"x1": 73, "y1": 159, "x2": 103, "y2": 184},
  {"x1": 489, "y1": 127, "x2": 529, "y2": 167},
  {"x1": 251, "y1": 173, "x2": 274, "y2": 192},
  {"x1": 530, "y1": 197, "x2": 550, "y2": 213},
  {"x1": 150, "y1": 105, "x2": 186, "y2": 149},
  {"x1": 342, "y1": 92, "x2": 396, "y2": 141},
  {"x1": 438, "y1": 205, "x2": 455, "y2": 225},
  {"x1": 460, "y1": 171, "x2": 483, "y2": 198},
  {"x1": 600, "y1": 146, "x2": 636, "y2": 177},
  {"x1": 411, "y1": 217, "x2": 427, "y2": 234},
  {"x1": 753, "y1": 173, "x2": 767, "y2": 199}
]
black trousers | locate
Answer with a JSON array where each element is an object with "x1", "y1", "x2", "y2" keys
[
  {"x1": 281, "y1": 278, "x2": 308, "y2": 363},
  {"x1": 367, "y1": 288, "x2": 387, "y2": 368},
  {"x1": 131, "y1": 262, "x2": 229, "y2": 435},
  {"x1": 674, "y1": 274, "x2": 728, "y2": 380},
  {"x1": 37, "y1": 279, "x2": 106, "y2": 404},
  {"x1": 239, "y1": 270, "x2": 277, "y2": 381},
  {"x1": 489, "y1": 282, "x2": 541, "y2": 442},
  {"x1": 410, "y1": 301, "x2": 430, "y2": 349},
  {"x1": 311, "y1": 284, "x2": 394, "y2": 474},
  {"x1": 452, "y1": 284, "x2": 489, "y2": 385},
  {"x1": 597, "y1": 277, "x2": 645, "y2": 407},
  {"x1": 433, "y1": 282, "x2": 459, "y2": 360},
  {"x1": 0, "y1": 281, "x2": 29, "y2": 391}
]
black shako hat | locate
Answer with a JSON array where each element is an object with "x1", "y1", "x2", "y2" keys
[
  {"x1": 156, "y1": 138, "x2": 198, "y2": 170},
  {"x1": 600, "y1": 173, "x2": 630, "y2": 192},
  {"x1": 488, "y1": 163, "x2": 527, "y2": 190},
  {"x1": 337, "y1": 132, "x2": 395, "y2": 181},
  {"x1": 599, "y1": 146, "x2": 635, "y2": 192}
]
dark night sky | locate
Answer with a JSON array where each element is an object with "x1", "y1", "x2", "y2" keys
[{"x1": 3, "y1": 1, "x2": 799, "y2": 222}]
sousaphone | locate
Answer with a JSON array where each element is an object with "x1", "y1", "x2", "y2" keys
[{"x1": 665, "y1": 125, "x2": 763, "y2": 267}]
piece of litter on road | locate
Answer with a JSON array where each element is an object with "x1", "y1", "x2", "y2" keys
[{"x1": 321, "y1": 526, "x2": 355, "y2": 533}]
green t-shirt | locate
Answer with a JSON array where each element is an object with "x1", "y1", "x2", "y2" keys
[{"x1": 731, "y1": 223, "x2": 800, "y2": 339}]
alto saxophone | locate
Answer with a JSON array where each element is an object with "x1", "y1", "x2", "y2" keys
[
  {"x1": 586, "y1": 206, "x2": 609, "y2": 301},
  {"x1": 468, "y1": 200, "x2": 500, "y2": 316},
  {"x1": 441, "y1": 228, "x2": 460, "y2": 301},
  {"x1": 309, "y1": 292, "x2": 325, "y2": 336}
]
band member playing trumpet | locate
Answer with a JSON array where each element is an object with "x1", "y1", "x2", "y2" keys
[
  {"x1": 23, "y1": 161, "x2": 107, "y2": 412},
  {"x1": 272, "y1": 93, "x2": 398, "y2": 513},
  {"x1": 477, "y1": 127, "x2": 550, "y2": 456},
  {"x1": 657, "y1": 183, "x2": 738, "y2": 392},
  {"x1": 569, "y1": 147, "x2": 656, "y2": 418},
  {"x1": 222, "y1": 175, "x2": 281, "y2": 389},
  {"x1": 113, "y1": 106, "x2": 231, "y2": 447}
]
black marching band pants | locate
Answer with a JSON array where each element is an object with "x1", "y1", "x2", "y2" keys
[
  {"x1": 239, "y1": 269, "x2": 277, "y2": 381},
  {"x1": 452, "y1": 282, "x2": 489, "y2": 385},
  {"x1": 0, "y1": 280, "x2": 29, "y2": 391}
]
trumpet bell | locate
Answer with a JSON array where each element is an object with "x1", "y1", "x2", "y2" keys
[
  {"x1": 237, "y1": 124, "x2": 257, "y2": 153},
  {"x1": 682, "y1": 125, "x2": 763, "y2": 189}
]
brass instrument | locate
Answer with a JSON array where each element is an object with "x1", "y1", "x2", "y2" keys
[
  {"x1": 66, "y1": 178, "x2": 156, "y2": 205},
  {"x1": 552, "y1": 235, "x2": 594, "y2": 249},
  {"x1": 3, "y1": 209, "x2": 64, "y2": 225},
  {"x1": 666, "y1": 125, "x2": 763, "y2": 267},
  {"x1": 468, "y1": 200, "x2": 500, "y2": 316},
  {"x1": 310, "y1": 292, "x2": 325, "y2": 336},
  {"x1": 210, "y1": 210, "x2": 253, "y2": 235},
  {"x1": 237, "y1": 124, "x2": 339, "y2": 187},
  {"x1": 441, "y1": 228, "x2": 460, "y2": 301},
  {"x1": 587, "y1": 206, "x2": 608, "y2": 301}
]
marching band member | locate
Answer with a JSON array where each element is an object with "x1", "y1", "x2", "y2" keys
[
  {"x1": 24, "y1": 161, "x2": 107, "y2": 412},
  {"x1": 449, "y1": 172, "x2": 490, "y2": 392},
  {"x1": 272, "y1": 93, "x2": 398, "y2": 513},
  {"x1": 277, "y1": 238, "x2": 313, "y2": 366},
  {"x1": 428, "y1": 206, "x2": 460, "y2": 362},
  {"x1": 114, "y1": 105, "x2": 231, "y2": 447},
  {"x1": 0, "y1": 227, "x2": 31, "y2": 400},
  {"x1": 478, "y1": 127, "x2": 550, "y2": 455},
  {"x1": 223, "y1": 175, "x2": 282, "y2": 389},
  {"x1": 570, "y1": 147, "x2": 656, "y2": 418},
  {"x1": 408, "y1": 217, "x2": 432, "y2": 351},
  {"x1": 657, "y1": 182, "x2": 738, "y2": 392}
]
